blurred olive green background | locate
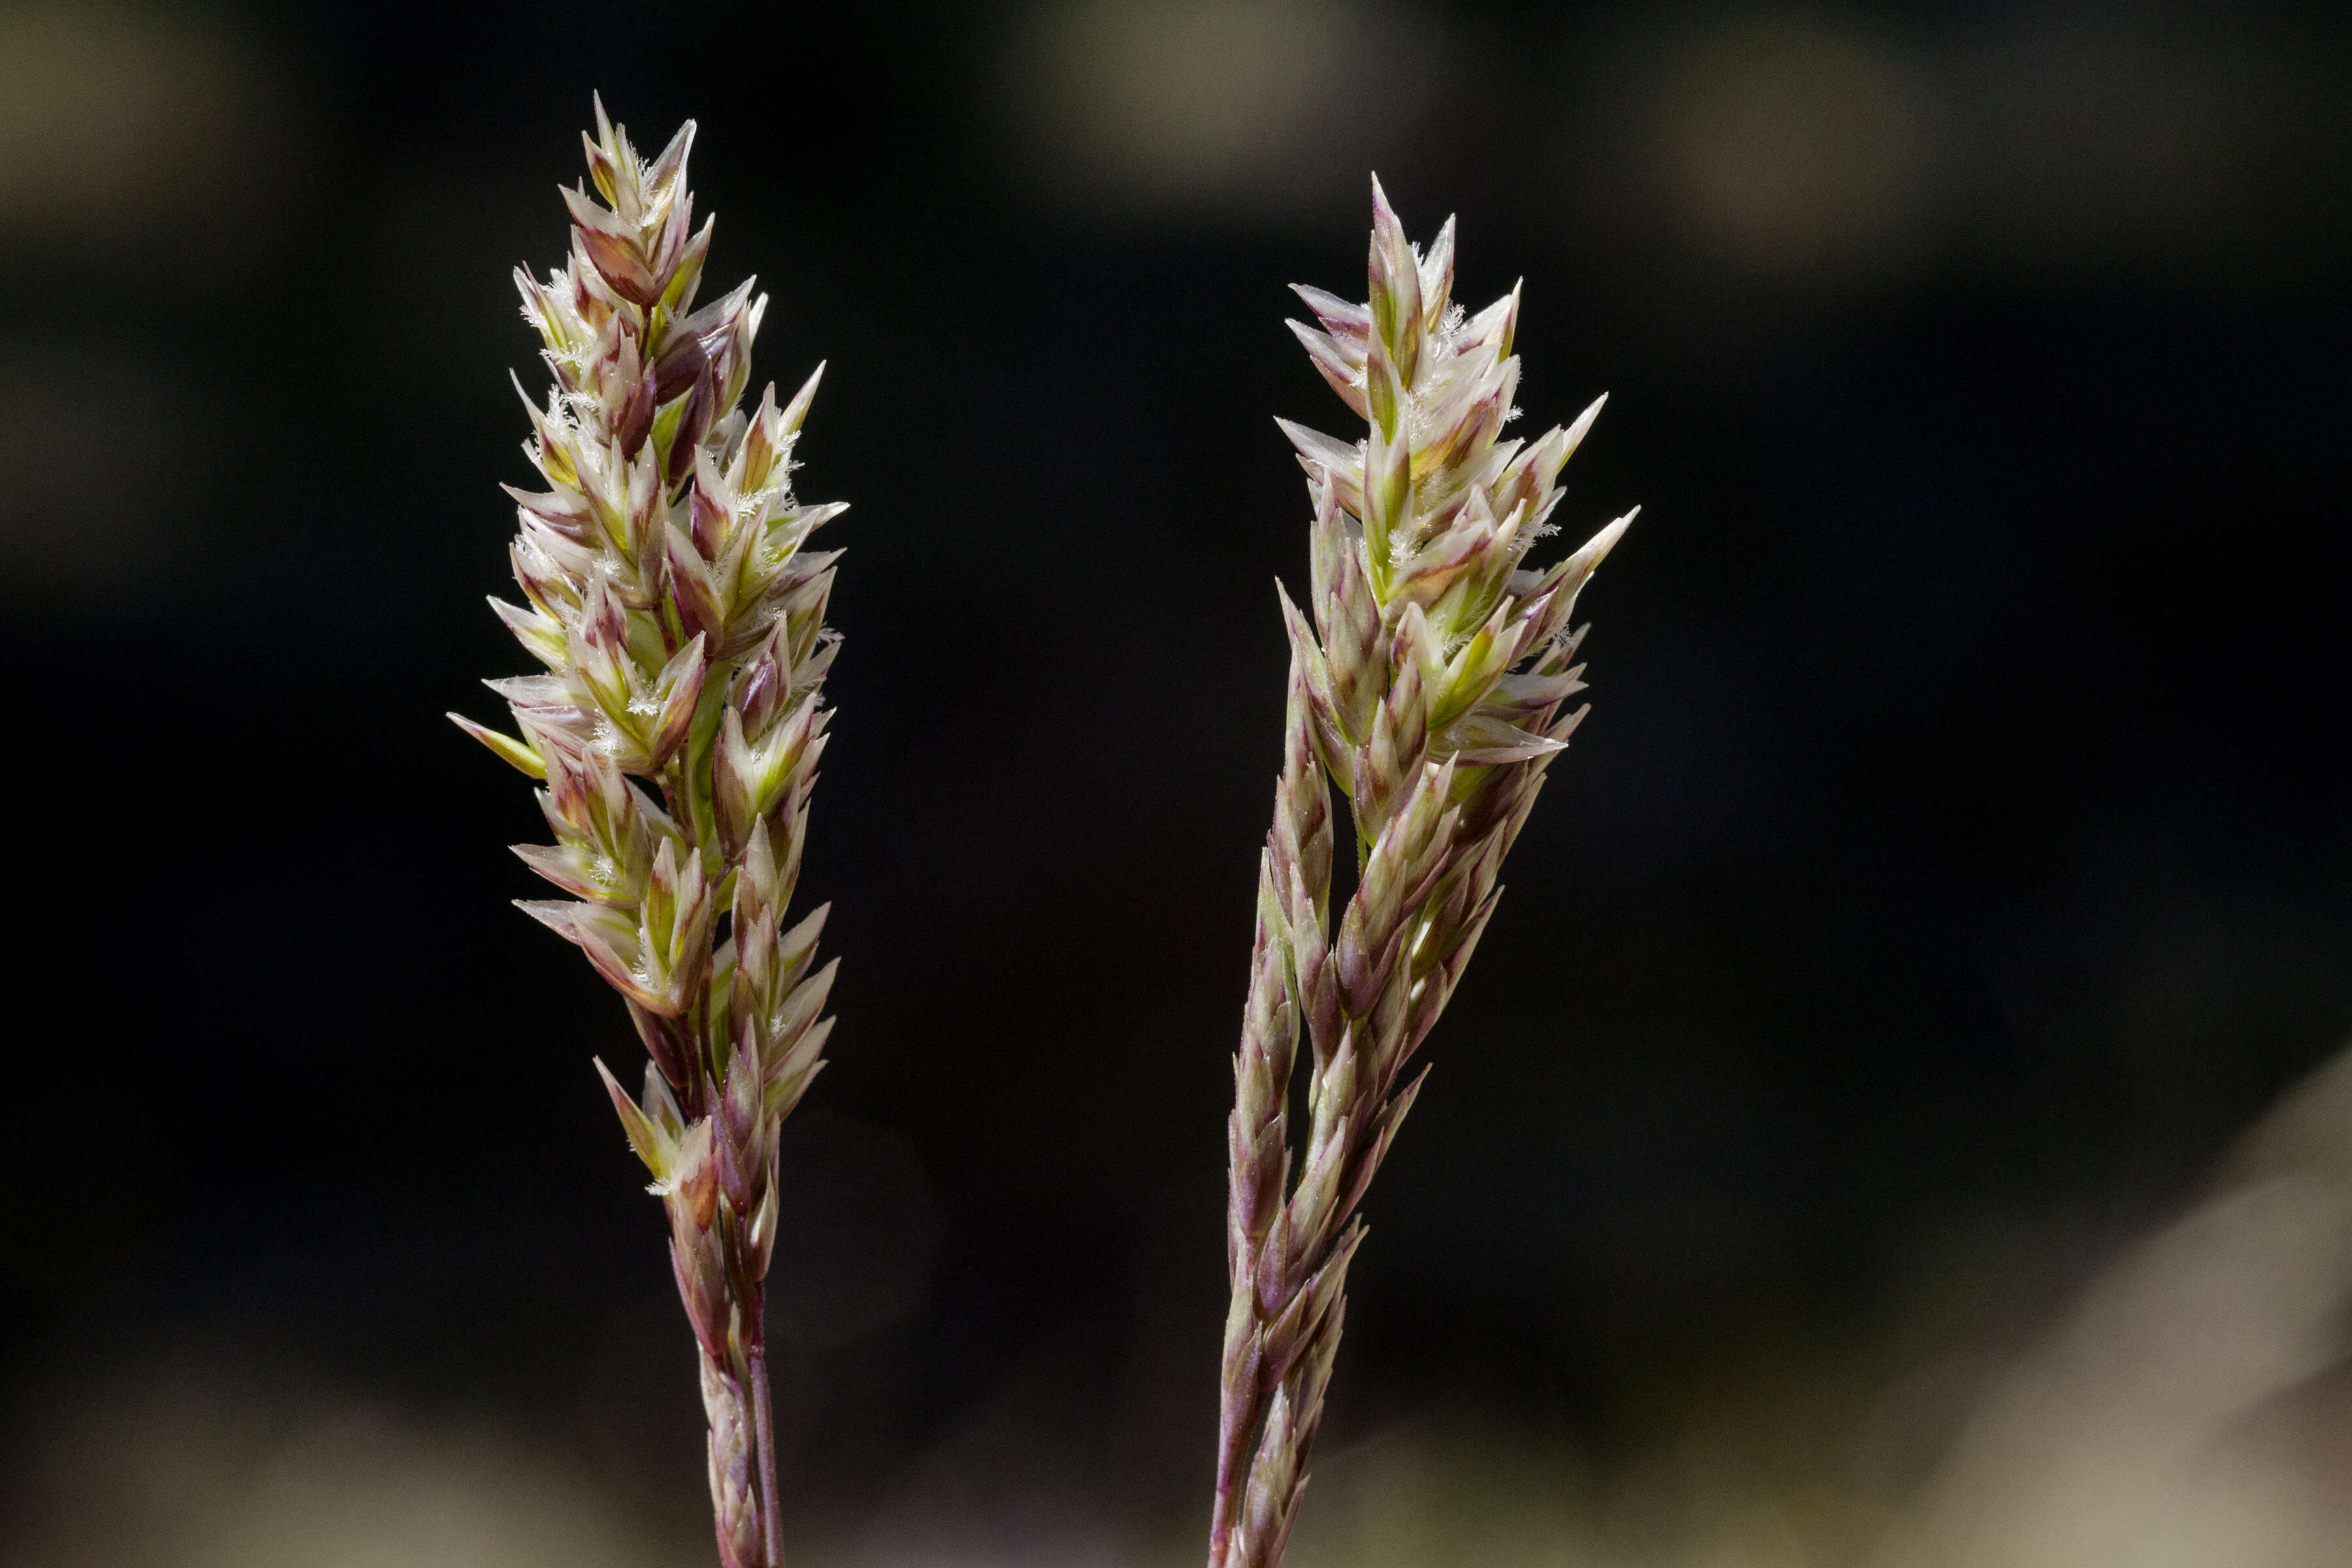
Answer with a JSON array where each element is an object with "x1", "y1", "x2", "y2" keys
[{"x1": 5, "y1": 1, "x2": 2352, "y2": 1563}]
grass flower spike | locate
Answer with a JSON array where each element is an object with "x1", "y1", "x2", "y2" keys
[
  {"x1": 1209, "y1": 180, "x2": 1637, "y2": 1568},
  {"x1": 451, "y1": 97, "x2": 845, "y2": 1568}
]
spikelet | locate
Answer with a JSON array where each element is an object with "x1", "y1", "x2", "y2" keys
[
  {"x1": 1208, "y1": 179, "x2": 1637, "y2": 1568},
  {"x1": 452, "y1": 96, "x2": 845, "y2": 1568}
]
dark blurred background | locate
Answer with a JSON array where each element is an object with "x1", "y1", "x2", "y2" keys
[{"x1": 5, "y1": 1, "x2": 2352, "y2": 1563}]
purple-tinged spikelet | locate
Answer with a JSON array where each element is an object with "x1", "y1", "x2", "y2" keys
[
  {"x1": 453, "y1": 97, "x2": 845, "y2": 1568},
  {"x1": 1208, "y1": 180, "x2": 1637, "y2": 1568}
]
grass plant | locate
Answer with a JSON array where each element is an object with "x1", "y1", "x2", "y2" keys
[
  {"x1": 1207, "y1": 180, "x2": 1636, "y2": 1568},
  {"x1": 451, "y1": 99, "x2": 845, "y2": 1568},
  {"x1": 454, "y1": 109, "x2": 1633, "y2": 1568}
]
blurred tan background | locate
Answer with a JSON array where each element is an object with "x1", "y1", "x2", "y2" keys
[{"x1": 3, "y1": 1, "x2": 2351, "y2": 1563}]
